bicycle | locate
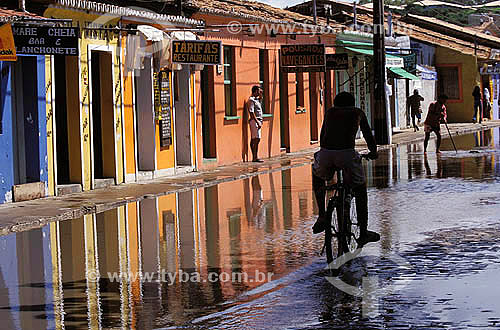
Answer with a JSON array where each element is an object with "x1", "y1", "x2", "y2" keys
[{"x1": 322, "y1": 154, "x2": 371, "y2": 266}]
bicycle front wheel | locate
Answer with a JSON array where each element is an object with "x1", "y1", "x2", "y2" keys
[
  {"x1": 336, "y1": 189, "x2": 360, "y2": 255},
  {"x1": 344, "y1": 192, "x2": 360, "y2": 253}
]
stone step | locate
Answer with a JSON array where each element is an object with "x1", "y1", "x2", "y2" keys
[
  {"x1": 94, "y1": 178, "x2": 115, "y2": 189},
  {"x1": 137, "y1": 171, "x2": 154, "y2": 182},
  {"x1": 57, "y1": 184, "x2": 83, "y2": 196},
  {"x1": 13, "y1": 182, "x2": 45, "y2": 202}
]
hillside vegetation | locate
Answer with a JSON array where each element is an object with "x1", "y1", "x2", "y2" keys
[{"x1": 358, "y1": 0, "x2": 500, "y2": 26}]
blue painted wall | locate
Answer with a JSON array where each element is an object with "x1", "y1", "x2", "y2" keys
[
  {"x1": 0, "y1": 56, "x2": 47, "y2": 204},
  {"x1": 36, "y1": 56, "x2": 48, "y2": 188},
  {"x1": 0, "y1": 62, "x2": 14, "y2": 203}
]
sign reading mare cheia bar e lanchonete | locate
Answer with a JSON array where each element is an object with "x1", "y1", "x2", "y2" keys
[
  {"x1": 12, "y1": 25, "x2": 79, "y2": 56},
  {"x1": 171, "y1": 40, "x2": 222, "y2": 65},
  {"x1": 280, "y1": 44, "x2": 326, "y2": 73}
]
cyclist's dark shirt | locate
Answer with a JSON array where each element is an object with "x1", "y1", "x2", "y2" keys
[{"x1": 320, "y1": 106, "x2": 377, "y2": 153}]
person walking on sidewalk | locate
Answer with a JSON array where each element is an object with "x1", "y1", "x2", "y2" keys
[
  {"x1": 472, "y1": 86, "x2": 482, "y2": 123},
  {"x1": 408, "y1": 89, "x2": 424, "y2": 132},
  {"x1": 424, "y1": 94, "x2": 448, "y2": 154},
  {"x1": 248, "y1": 86, "x2": 264, "y2": 162},
  {"x1": 311, "y1": 91, "x2": 379, "y2": 246}
]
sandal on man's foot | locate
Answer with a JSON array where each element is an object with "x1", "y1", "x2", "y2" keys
[
  {"x1": 312, "y1": 216, "x2": 327, "y2": 234},
  {"x1": 357, "y1": 230, "x2": 380, "y2": 247}
]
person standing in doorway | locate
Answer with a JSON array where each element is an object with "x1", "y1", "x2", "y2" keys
[
  {"x1": 483, "y1": 88, "x2": 491, "y2": 120},
  {"x1": 407, "y1": 89, "x2": 424, "y2": 132},
  {"x1": 248, "y1": 86, "x2": 264, "y2": 162},
  {"x1": 472, "y1": 86, "x2": 482, "y2": 123},
  {"x1": 424, "y1": 94, "x2": 448, "y2": 154}
]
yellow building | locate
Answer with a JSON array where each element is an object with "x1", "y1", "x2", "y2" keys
[{"x1": 41, "y1": 0, "x2": 201, "y2": 195}]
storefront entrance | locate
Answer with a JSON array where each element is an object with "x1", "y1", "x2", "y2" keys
[{"x1": 89, "y1": 49, "x2": 117, "y2": 189}]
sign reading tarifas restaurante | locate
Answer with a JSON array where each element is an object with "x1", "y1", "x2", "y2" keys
[
  {"x1": 280, "y1": 44, "x2": 325, "y2": 73},
  {"x1": 172, "y1": 40, "x2": 222, "y2": 65}
]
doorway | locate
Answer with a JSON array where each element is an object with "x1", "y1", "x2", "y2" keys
[
  {"x1": 134, "y1": 54, "x2": 156, "y2": 175},
  {"x1": 174, "y1": 67, "x2": 193, "y2": 168},
  {"x1": 309, "y1": 72, "x2": 319, "y2": 142},
  {"x1": 90, "y1": 50, "x2": 116, "y2": 188},
  {"x1": 279, "y1": 60, "x2": 290, "y2": 151},
  {"x1": 54, "y1": 56, "x2": 82, "y2": 192},
  {"x1": 12, "y1": 57, "x2": 40, "y2": 185},
  {"x1": 201, "y1": 66, "x2": 216, "y2": 159}
]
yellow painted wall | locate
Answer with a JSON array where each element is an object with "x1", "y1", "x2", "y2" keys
[
  {"x1": 122, "y1": 39, "x2": 136, "y2": 177},
  {"x1": 45, "y1": 57, "x2": 55, "y2": 196},
  {"x1": 156, "y1": 72, "x2": 176, "y2": 171},
  {"x1": 436, "y1": 46, "x2": 479, "y2": 123},
  {"x1": 44, "y1": 8, "x2": 124, "y2": 190}
]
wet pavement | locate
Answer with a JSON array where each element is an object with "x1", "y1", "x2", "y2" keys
[
  {"x1": 0, "y1": 121, "x2": 499, "y2": 237},
  {"x1": 0, "y1": 127, "x2": 499, "y2": 329}
]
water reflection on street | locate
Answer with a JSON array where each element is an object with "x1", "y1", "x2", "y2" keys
[{"x1": 0, "y1": 128, "x2": 499, "y2": 329}]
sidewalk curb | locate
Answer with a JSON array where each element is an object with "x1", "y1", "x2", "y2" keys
[{"x1": 0, "y1": 121, "x2": 499, "y2": 236}]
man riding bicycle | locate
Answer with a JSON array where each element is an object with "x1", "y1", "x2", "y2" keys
[{"x1": 312, "y1": 92, "x2": 380, "y2": 247}]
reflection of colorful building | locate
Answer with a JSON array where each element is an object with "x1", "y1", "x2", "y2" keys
[{"x1": 0, "y1": 164, "x2": 323, "y2": 328}]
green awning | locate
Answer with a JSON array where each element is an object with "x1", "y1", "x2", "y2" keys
[
  {"x1": 389, "y1": 67, "x2": 420, "y2": 80},
  {"x1": 344, "y1": 47, "x2": 404, "y2": 68},
  {"x1": 344, "y1": 46, "x2": 401, "y2": 60},
  {"x1": 337, "y1": 40, "x2": 372, "y2": 47}
]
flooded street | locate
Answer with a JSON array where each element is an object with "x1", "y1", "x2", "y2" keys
[{"x1": 1, "y1": 129, "x2": 500, "y2": 329}]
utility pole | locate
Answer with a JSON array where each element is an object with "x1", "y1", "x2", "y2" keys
[
  {"x1": 313, "y1": 0, "x2": 317, "y2": 25},
  {"x1": 373, "y1": 0, "x2": 391, "y2": 145}
]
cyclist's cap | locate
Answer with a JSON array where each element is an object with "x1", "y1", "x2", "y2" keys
[{"x1": 334, "y1": 91, "x2": 355, "y2": 107}]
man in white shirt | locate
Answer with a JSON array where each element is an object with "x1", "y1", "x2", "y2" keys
[{"x1": 248, "y1": 86, "x2": 264, "y2": 162}]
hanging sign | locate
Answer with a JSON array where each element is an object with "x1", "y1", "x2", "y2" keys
[
  {"x1": 480, "y1": 65, "x2": 500, "y2": 75},
  {"x1": 403, "y1": 53, "x2": 417, "y2": 73},
  {"x1": 0, "y1": 24, "x2": 17, "y2": 61},
  {"x1": 172, "y1": 40, "x2": 222, "y2": 65},
  {"x1": 154, "y1": 70, "x2": 172, "y2": 147},
  {"x1": 326, "y1": 53, "x2": 348, "y2": 70},
  {"x1": 280, "y1": 44, "x2": 325, "y2": 73},
  {"x1": 12, "y1": 25, "x2": 79, "y2": 56}
]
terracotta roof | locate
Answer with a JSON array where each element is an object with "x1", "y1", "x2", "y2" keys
[
  {"x1": 184, "y1": 0, "x2": 343, "y2": 30},
  {"x1": 51, "y1": 0, "x2": 202, "y2": 26},
  {"x1": 404, "y1": 14, "x2": 500, "y2": 48},
  {"x1": 0, "y1": 7, "x2": 46, "y2": 22}
]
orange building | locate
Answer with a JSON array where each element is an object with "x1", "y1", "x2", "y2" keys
[{"x1": 175, "y1": 0, "x2": 341, "y2": 169}]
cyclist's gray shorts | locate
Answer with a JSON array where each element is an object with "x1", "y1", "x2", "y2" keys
[{"x1": 312, "y1": 148, "x2": 365, "y2": 186}]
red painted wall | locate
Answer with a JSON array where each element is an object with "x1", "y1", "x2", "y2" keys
[{"x1": 192, "y1": 14, "x2": 336, "y2": 169}]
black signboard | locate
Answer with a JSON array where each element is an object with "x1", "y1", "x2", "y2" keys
[
  {"x1": 12, "y1": 25, "x2": 79, "y2": 56},
  {"x1": 154, "y1": 70, "x2": 172, "y2": 147},
  {"x1": 403, "y1": 53, "x2": 417, "y2": 74},
  {"x1": 172, "y1": 40, "x2": 222, "y2": 65},
  {"x1": 326, "y1": 53, "x2": 348, "y2": 70},
  {"x1": 280, "y1": 44, "x2": 325, "y2": 73}
]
